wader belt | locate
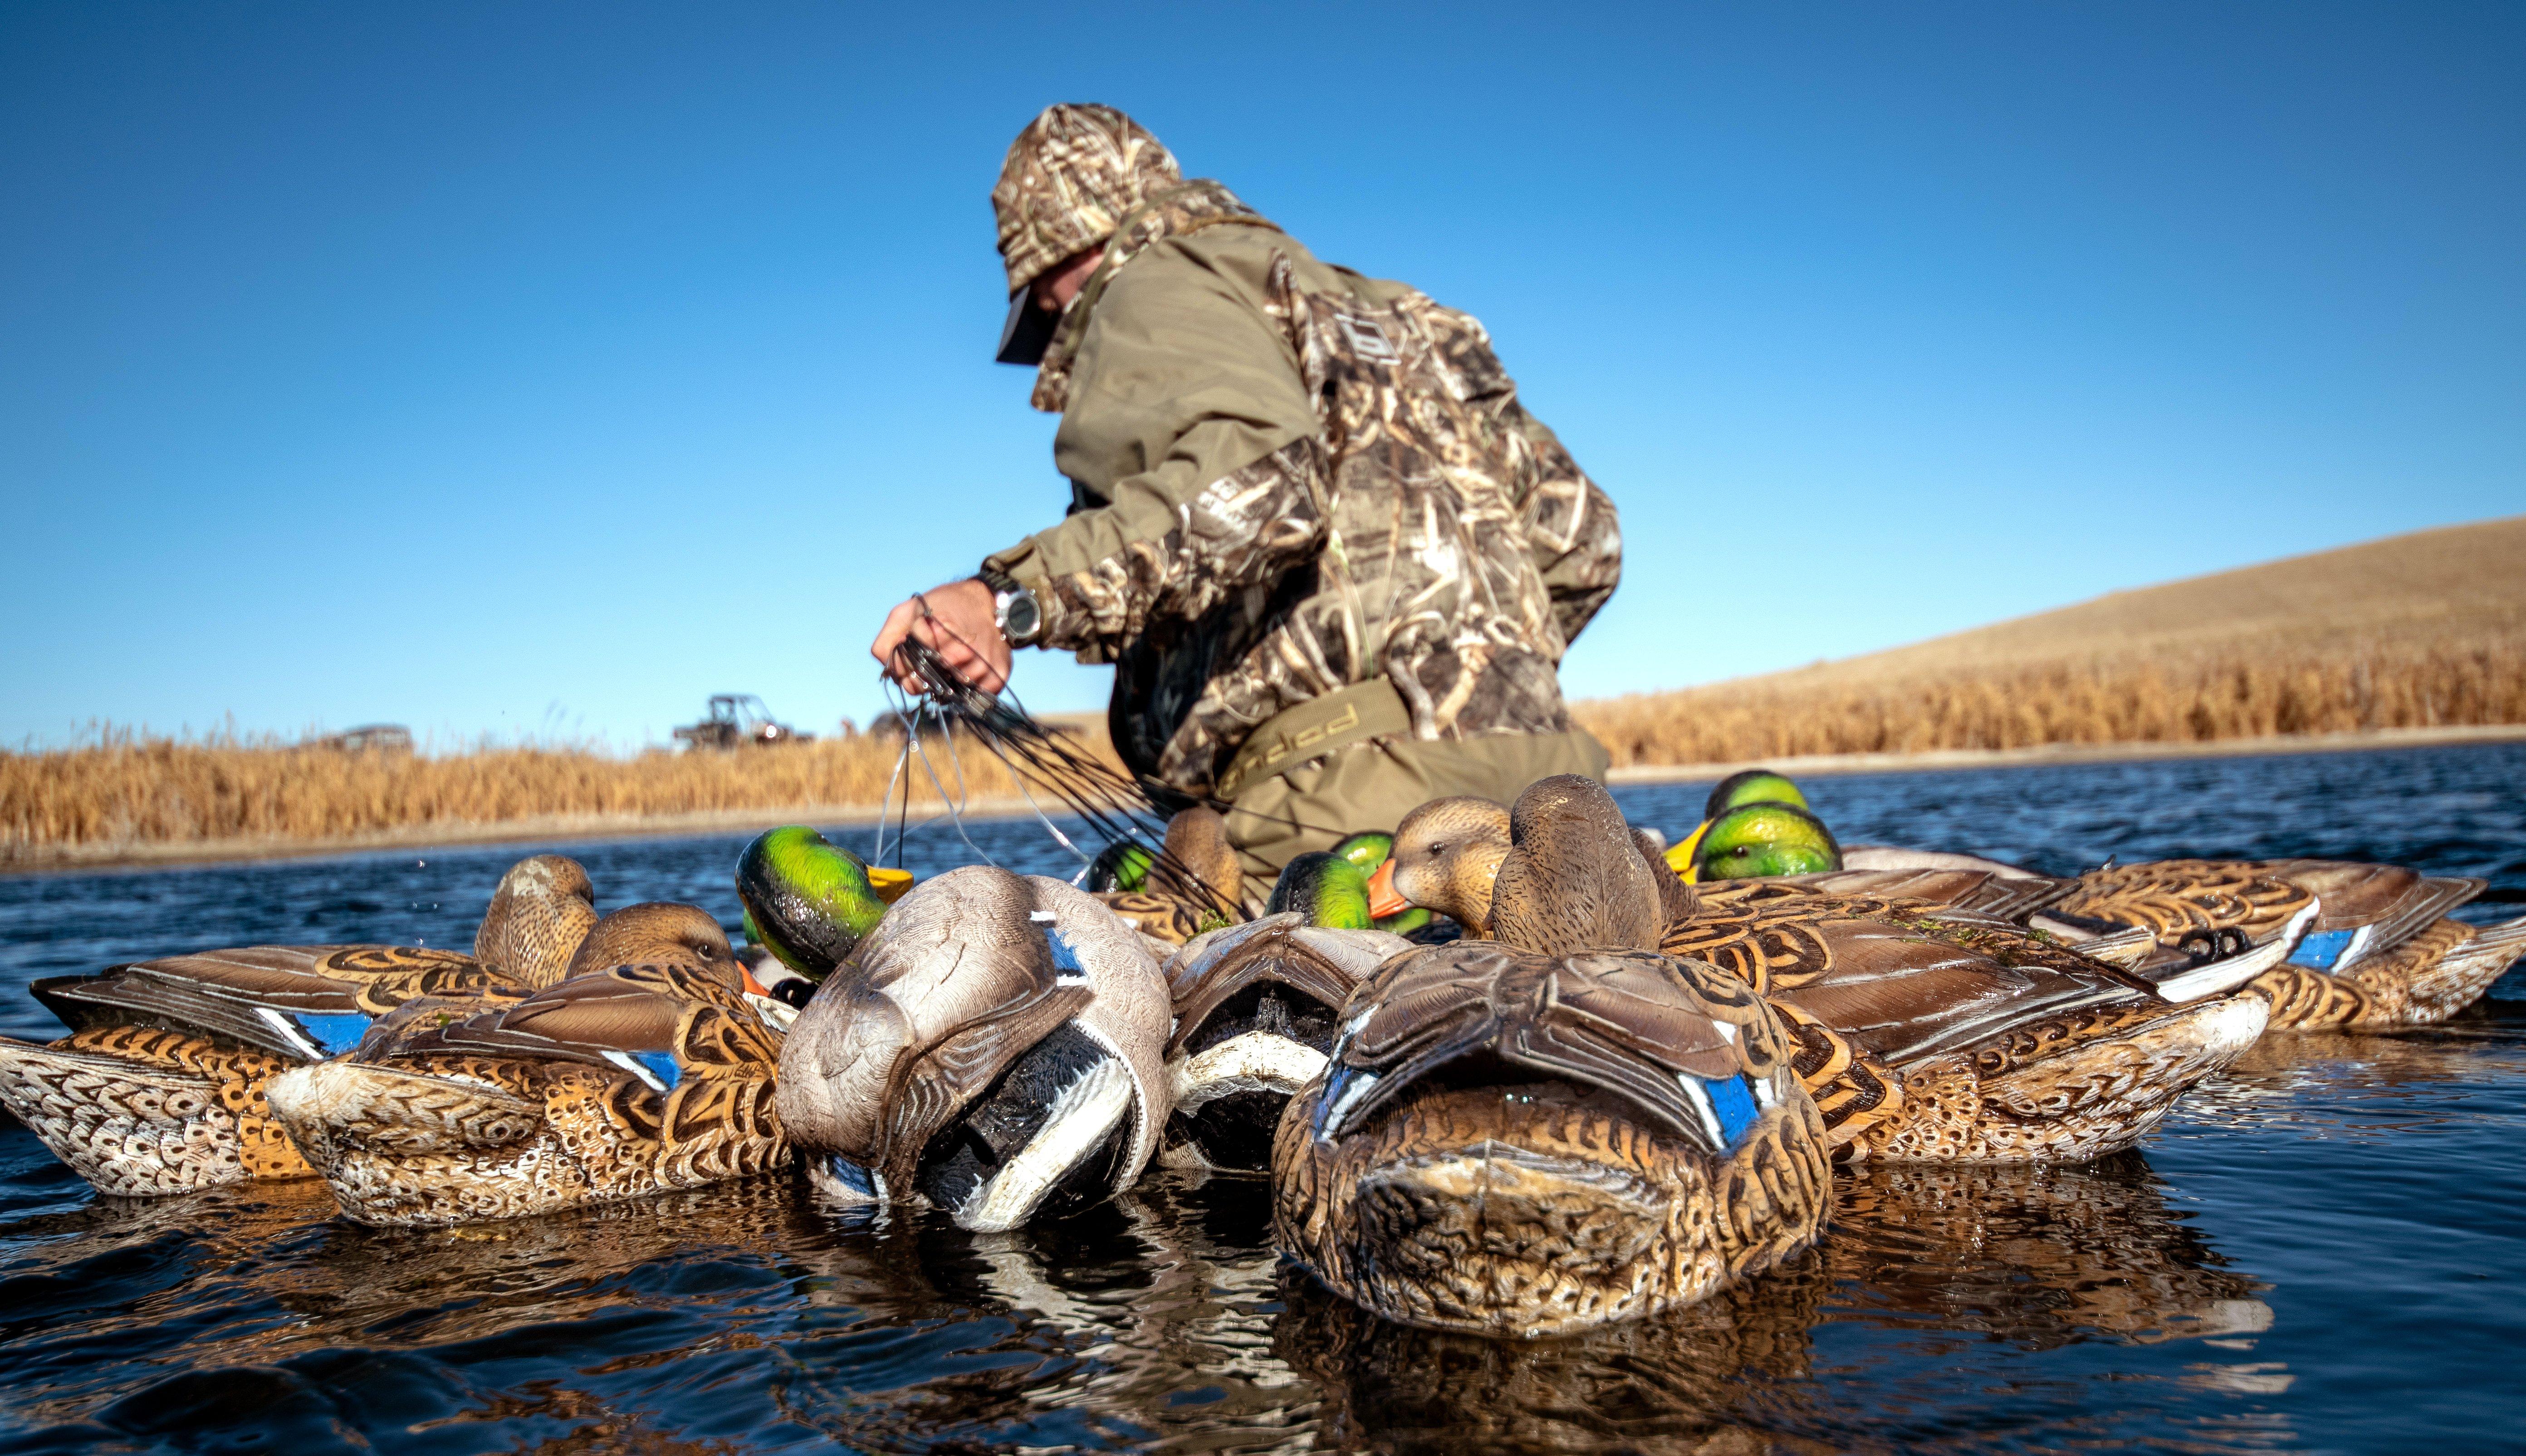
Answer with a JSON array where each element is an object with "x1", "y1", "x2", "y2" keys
[{"x1": 1214, "y1": 680, "x2": 1413, "y2": 803}]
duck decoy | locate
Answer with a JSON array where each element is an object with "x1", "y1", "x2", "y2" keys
[
  {"x1": 1159, "y1": 852, "x2": 1412, "y2": 1174},
  {"x1": 776, "y1": 867, "x2": 1171, "y2": 1231},
  {"x1": 1658, "y1": 767, "x2": 1812, "y2": 873},
  {"x1": 1368, "y1": 796, "x2": 1517, "y2": 935},
  {"x1": 732, "y1": 825, "x2": 910, "y2": 1016},
  {"x1": 261, "y1": 902, "x2": 784, "y2": 1226},
  {"x1": 1326, "y1": 831, "x2": 1432, "y2": 934},
  {"x1": 0, "y1": 854, "x2": 601, "y2": 1198},
  {"x1": 2049, "y1": 858, "x2": 2526, "y2": 1030},
  {"x1": 1092, "y1": 806, "x2": 1249, "y2": 948},
  {"x1": 1274, "y1": 776, "x2": 1831, "y2": 1337},
  {"x1": 1384, "y1": 784, "x2": 2291, "y2": 1163}
]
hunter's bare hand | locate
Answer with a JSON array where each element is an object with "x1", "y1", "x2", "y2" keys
[{"x1": 871, "y1": 578, "x2": 1013, "y2": 694}]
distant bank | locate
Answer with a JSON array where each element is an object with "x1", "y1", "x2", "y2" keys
[{"x1": 7, "y1": 517, "x2": 2519, "y2": 873}]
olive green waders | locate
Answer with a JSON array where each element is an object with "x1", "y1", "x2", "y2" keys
[{"x1": 1212, "y1": 680, "x2": 1612, "y2": 900}]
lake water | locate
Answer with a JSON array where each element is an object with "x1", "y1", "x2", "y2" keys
[{"x1": 3, "y1": 743, "x2": 2521, "y2": 1453}]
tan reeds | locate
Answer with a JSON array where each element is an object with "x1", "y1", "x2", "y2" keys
[
  {"x1": 1573, "y1": 633, "x2": 2526, "y2": 767},
  {"x1": 0, "y1": 728, "x2": 1063, "y2": 865}
]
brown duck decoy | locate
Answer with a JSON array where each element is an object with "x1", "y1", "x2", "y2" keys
[
  {"x1": 1092, "y1": 806, "x2": 1249, "y2": 948},
  {"x1": 2046, "y1": 857, "x2": 2526, "y2": 1030},
  {"x1": 1274, "y1": 776, "x2": 1831, "y2": 1337},
  {"x1": 776, "y1": 866, "x2": 1171, "y2": 1231},
  {"x1": 0, "y1": 854, "x2": 602, "y2": 1198},
  {"x1": 262, "y1": 902, "x2": 782, "y2": 1226},
  {"x1": 1158, "y1": 852, "x2": 1412, "y2": 1174},
  {"x1": 1387, "y1": 788, "x2": 2286, "y2": 1163}
]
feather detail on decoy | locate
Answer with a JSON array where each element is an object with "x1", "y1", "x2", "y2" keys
[
  {"x1": 1158, "y1": 853, "x2": 1412, "y2": 1174},
  {"x1": 1095, "y1": 806, "x2": 1248, "y2": 948},
  {"x1": 1380, "y1": 786, "x2": 2281, "y2": 1165},
  {"x1": 1273, "y1": 931, "x2": 1829, "y2": 1335},
  {"x1": 262, "y1": 903, "x2": 785, "y2": 1227},
  {"x1": 0, "y1": 854, "x2": 605, "y2": 1199},
  {"x1": 2046, "y1": 857, "x2": 2524, "y2": 1029},
  {"x1": 776, "y1": 867, "x2": 1171, "y2": 1231}
]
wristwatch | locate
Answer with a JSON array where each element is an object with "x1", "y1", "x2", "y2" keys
[{"x1": 977, "y1": 568, "x2": 1043, "y2": 646}]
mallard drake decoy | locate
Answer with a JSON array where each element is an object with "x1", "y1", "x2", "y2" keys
[
  {"x1": 1659, "y1": 767, "x2": 1812, "y2": 873},
  {"x1": 1092, "y1": 806, "x2": 1248, "y2": 948},
  {"x1": 262, "y1": 901, "x2": 783, "y2": 1226},
  {"x1": 732, "y1": 826, "x2": 910, "y2": 1014},
  {"x1": 776, "y1": 866, "x2": 1171, "y2": 1231},
  {"x1": 1274, "y1": 776, "x2": 1831, "y2": 1337},
  {"x1": 2048, "y1": 858, "x2": 2526, "y2": 1030},
  {"x1": 0, "y1": 854, "x2": 602, "y2": 1198},
  {"x1": 1384, "y1": 786, "x2": 2288, "y2": 1163},
  {"x1": 1159, "y1": 852, "x2": 1412, "y2": 1174},
  {"x1": 1680, "y1": 801, "x2": 1843, "y2": 881},
  {"x1": 1326, "y1": 831, "x2": 1432, "y2": 934}
]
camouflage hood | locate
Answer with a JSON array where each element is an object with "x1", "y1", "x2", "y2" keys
[
  {"x1": 992, "y1": 104, "x2": 1182, "y2": 297},
  {"x1": 1028, "y1": 178, "x2": 1273, "y2": 413}
]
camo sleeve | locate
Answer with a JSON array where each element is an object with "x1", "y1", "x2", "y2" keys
[
  {"x1": 1505, "y1": 403, "x2": 1622, "y2": 645},
  {"x1": 982, "y1": 237, "x2": 1327, "y2": 661}
]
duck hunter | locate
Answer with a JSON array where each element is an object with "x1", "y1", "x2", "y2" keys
[{"x1": 870, "y1": 103, "x2": 1622, "y2": 896}]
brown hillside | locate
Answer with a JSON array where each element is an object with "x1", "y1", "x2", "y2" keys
[{"x1": 1575, "y1": 516, "x2": 2526, "y2": 766}]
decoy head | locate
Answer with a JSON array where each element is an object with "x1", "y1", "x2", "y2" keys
[
  {"x1": 1693, "y1": 802, "x2": 1843, "y2": 881},
  {"x1": 734, "y1": 826, "x2": 906, "y2": 981},
  {"x1": 565, "y1": 902, "x2": 741, "y2": 983},
  {"x1": 475, "y1": 855, "x2": 599, "y2": 987},
  {"x1": 776, "y1": 867, "x2": 1173, "y2": 1232},
  {"x1": 1380, "y1": 797, "x2": 1514, "y2": 934},
  {"x1": 1704, "y1": 768, "x2": 1808, "y2": 820},
  {"x1": 1333, "y1": 831, "x2": 1432, "y2": 935},
  {"x1": 1086, "y1": 840, "x2": 1155, "y2": 894},
  {"x1": 1488, "y1": 775, "x2": 1664, "y2": 956},
  {"x1": 1274, "y1": 940, "x2": 1830, "y2": 1336},
  {"x1": 1149, "y1": 805, "x2": 1244, "y2": 923},
  {"x1": 1267, "y1": 852, "x2": 1376, "y2": 930}
]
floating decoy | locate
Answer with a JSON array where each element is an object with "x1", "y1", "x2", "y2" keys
[
  {"x1": 1092, "y1": 806, "x2": 1249, "y2": 947},
  {"x1": 1383, "y1": 784, "x2": 2289, "y2": 1163},
  {"x1": 776, "y1": 867, "x2": 1170, "y2": 1231},
  {"x1": 262, "y1": 902, "x2": 784, "y2": 1226},
  {"x1": 732, "y1": 826, "x2": 910, "y2": 1017},
  {"x1": 1660, "y1": 767, "x2": 1812, "y2": 873},
  {"x1": 1368, "y1": 796, "x2": 1517, "y2": 934},
  {"x1": 0, "y1": 854, "x2": 600, "y2": 1198},
  {"x1": 2050, "y1": 859, "x2": 2526, "y2": 1029},
  {"x1": 1275, "y1": 776, "x2": 1830, "y2": 1337},
  {"x1": 1159, "y1": 852, "x2": 1411, "y2": 1174}
]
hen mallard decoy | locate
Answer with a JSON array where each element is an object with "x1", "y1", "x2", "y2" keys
[
  {"x1": 0, "y1": 854, "x2": 602, "y2": 1198},
  {"x1": 2047, "y1": 858, "x2": 2526, "y2": 1030},
  {"x1": 1384, "y1": 784, "x2": 2287, "y2": 1163},
  {"x1": 1368, "y1": 796, "x2": 1517, "y2": 934},
  {"x1": 1159, "y1": 852, "x2": 1412, "y2": 1174},
  {"x1": 1089, "y1": 806, "x2": 1248, "y2": 948},
  {"x1": 775, "y1": 866, "x2": 1171, "y2": 1231},
  {"x1": 262, "y1": 901, "x2": 781, "y2": 1226},
  {"x1": 1274, "y1": 776, "x2": 1831, "y2": 1338}
]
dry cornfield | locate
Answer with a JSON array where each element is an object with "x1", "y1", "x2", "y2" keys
[{"x1": 0, "y1": 728, "x2": 1053, "y2": 865}]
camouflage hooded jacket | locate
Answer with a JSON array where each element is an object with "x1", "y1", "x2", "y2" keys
[{"x1": 983, "y1": 180, "x2": 1621, "y2": 800}]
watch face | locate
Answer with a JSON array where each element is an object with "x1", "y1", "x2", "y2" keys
[{"x1": 1004, "y1": 592, "x2": 1043, "y2": 643}]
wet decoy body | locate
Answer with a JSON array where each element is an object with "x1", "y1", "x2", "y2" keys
[
  {"x1": 776, "y1": 867, "x2": 1171, "y2": 1231},
  {"x1": 0, "y1": 855, "x2": 601, "y2": 1198},
  {"x1": 1388, "y1": 792, "x2": 2285, "y2": 1163},
  {"x1": 2049, "y1": 858, "x2": 2526, "y2": 1029},
  {"x1": 1095, "y1": 806, "x2": 1248, "y2": 947},
  {"x1": 1160, "y1": 853, "x2": 1412, "y2": 1173},
  {"x1": 262, "y1": 902, "x2": 784, "y2": 1226},
  {"x1": 1274, "y1": 776, "x2": 1831, "y2": 1338}
]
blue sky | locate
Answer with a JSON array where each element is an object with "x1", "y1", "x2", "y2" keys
[{"x1": 3, "y1": 2, "x2": 2518, "y2": 751}]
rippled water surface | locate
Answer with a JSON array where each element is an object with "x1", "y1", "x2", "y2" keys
[{"x1": 4, "y1": 743, "x2": 2521, "y2": 1453}]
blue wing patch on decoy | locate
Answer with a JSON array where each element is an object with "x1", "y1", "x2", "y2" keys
[
  {"x1": 1701, "y1": 1074, "x2": 1760, "y2": 1148},
  {"x1": 296, "y1": 1013, "x2": 374, "y2": 1057},
  {"x1": 1041, "y1": 921, "x2": 1090, "y2": 986},
  {"x1": 2289, "y1": 929, "x2": 2357, "y2": 971}
]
